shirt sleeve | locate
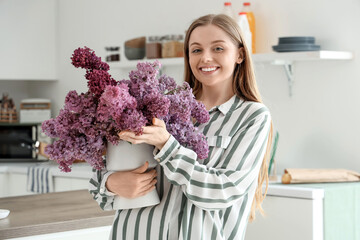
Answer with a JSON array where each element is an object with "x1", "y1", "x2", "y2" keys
[
  {"x1": 154, "y1": 109, "x2": 271, "y2": 210},
  {"x1": 88, "y1": 160, "x2": 116, "y2": 211}
]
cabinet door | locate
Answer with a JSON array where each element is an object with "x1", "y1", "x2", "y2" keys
[
  {"x1": 245, "y1": 195, "x2": 323, "y2": 240},
  {"x1": 8, "y1": 172, "x2": 36, "y2": 197},
  {"x1": 54, "y1": 177, "x2": 89, "y2": 192},
  {"x1": 0, "y1": 172, "x2": 9, "y2": 197},
  {"x1": 0, "y1": 0, "x2": 57, "y2": 80}
]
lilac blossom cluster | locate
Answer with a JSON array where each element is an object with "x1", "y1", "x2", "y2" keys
[{"x1": 42, "y1": 47, "x2": 209, "y2": 172}]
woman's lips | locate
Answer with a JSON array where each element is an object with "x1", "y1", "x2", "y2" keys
[{"x1": 200, "y1": 66, "x2": 219, "y2": 74}]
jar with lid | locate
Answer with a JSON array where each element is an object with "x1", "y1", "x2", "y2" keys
[
  {"x1": 161, "y1": 34, "x2": 184, "y2": 58},
  {"x1": 105, "y1": 46, "x2": 120, "y2": 62},
  {"x1": 146, "y1": 36, "x2": 162, "y2": 59}
]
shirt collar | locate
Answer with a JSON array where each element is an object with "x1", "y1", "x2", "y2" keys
[{"x1": 209, "y1": 95, "x2": 240, "y2": 115}]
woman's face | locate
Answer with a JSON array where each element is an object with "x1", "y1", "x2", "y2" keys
[{"x1": 188, "y1": 24, "x2": 242, "y2": 90}]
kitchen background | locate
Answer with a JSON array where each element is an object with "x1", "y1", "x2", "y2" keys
[{"x1": 1, "y1": 0, "x2": 359, "y2": 174}]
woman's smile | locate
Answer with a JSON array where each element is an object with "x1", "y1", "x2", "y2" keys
[{"x1": 200, "y1": 66, "x2": 219, "y2": 74}]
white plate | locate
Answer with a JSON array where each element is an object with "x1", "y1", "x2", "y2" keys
[{"x1": 0, "y1": 209, "x2": 10, "y2": 219}]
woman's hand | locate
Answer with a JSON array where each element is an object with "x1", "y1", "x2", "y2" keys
[
  {"x1": 119, "y1": 118, "x2": 170, "y2": 150},
  {"x1": 105, "y1": 161, "x2": 157, "y2": 199}
]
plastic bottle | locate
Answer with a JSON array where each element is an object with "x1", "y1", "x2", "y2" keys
[
  {"x1": 237, "y1": 12, "x2": 252, "y2": 54},
  {"x1": 222, "y1": 2, "x2": 236, "y2": 20},
  {"x1": 242, "y1": 2, "x2": 256, "y2": 53}
]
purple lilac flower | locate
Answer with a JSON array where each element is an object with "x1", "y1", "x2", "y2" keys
[
  {"x1": 191, "y1": 100, "x2": 210, "y2": 124},
  {"x1": 165, "y1": 118, "x2": 209, "y2": 160},
  {"x1": 85, "y1": 70, "x2": 117, "y2": 97},
  {"x1": 64, "y1": 90, "x2": 83, "y2": 113},
  {"x1": 116, "y1": 109, "x2": 148, "y2": 135},
  {"x1": 97, "y1": 84, "x2": 136, "y2": 122},
  {"x1": 41, "y1": 119, "x2": 58, "y2": 138},
  {"x1": 43, "y1": 48, "x2": 210, "y2": 172},
  {"x1": 142, "y1": 92, "x2": 171, "y2": 121},
  {"x1": 71, "y1": 47, "x2": 109, "y2": 71},
  {"x1": 158, "y1": 74, "x2": 177, "y2": 93}
]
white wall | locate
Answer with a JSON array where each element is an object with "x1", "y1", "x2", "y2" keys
[{"x1": 12, "y1": 0, "x2": 360, "y2": 172}]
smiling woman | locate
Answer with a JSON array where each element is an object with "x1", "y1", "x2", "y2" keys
[
  {"x1": 188, "y1": 26, "x2": 243, "y2": 104},
  {"x1": 89, "y1": 14, "x2": 273, "y2": 240}
]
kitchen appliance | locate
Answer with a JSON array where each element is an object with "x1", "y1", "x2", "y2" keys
[
  {"x1": 20, "y1": 98, "x2": 51, "y2": 123},
  {"x1": 0, "y1": 123, "x2": 50, "y2": 162}
]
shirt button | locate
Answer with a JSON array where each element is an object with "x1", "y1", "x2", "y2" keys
[
  {"x1": 156, "y1": 158, "x2": 160, "y2": 163},
  {"x1": 100, "y1": 187, "x2": 105, "y2": 194}
]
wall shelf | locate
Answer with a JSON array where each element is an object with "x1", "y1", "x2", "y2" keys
[
  {"x1": 252, "y1": 51, "x2": 353, "y2": 96},
  {"x1": 108, "y1": 57, "x2": 184, "y2": 69},
  {"x1": 108, "y1": 51, "x2": 353, "y2": 96},
  {"x1": 251, "y1": 50, "x2": 353, "y2": 63}
]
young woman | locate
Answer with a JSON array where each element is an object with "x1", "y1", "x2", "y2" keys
[{"x1": 89, "y1": 14, "x2": 273, "y2": 240}]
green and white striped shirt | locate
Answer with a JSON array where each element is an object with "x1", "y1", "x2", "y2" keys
[{"x1": 89, "y1": 95, "x2": 271, "y2": 240}]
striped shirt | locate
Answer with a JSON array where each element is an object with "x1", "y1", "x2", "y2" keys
[{"x1": 89, "y1": 95, "x2": 271, "y2": 240}]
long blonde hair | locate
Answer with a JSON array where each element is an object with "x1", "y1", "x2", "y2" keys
[{"x1": 184, "y1": 14, "x2": 273, "y2": 221}]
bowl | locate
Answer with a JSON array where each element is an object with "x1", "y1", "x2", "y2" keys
[
  {"x1": 124, "y1": 46, "x2": 145, "y2": 60},
  {"x1": 125, "y1": 36, "x2": 146, "y2": 48},
  {"x1": 0, "y1": 209, "x2": 10, "y2": 219}
]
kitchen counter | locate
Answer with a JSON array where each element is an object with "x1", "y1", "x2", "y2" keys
[
  {"x1": 266, "y1": 182, "x2": 325, "y2": 199},
  {"x1": 0, "y1": 161, "x2": 93, "y2": 179},
  {"x1": 247, "y1": 181, "x2": 360, "y2": 240},
  {"x1": 0, "y1": 190, "x2": 115, "y2": 239}
]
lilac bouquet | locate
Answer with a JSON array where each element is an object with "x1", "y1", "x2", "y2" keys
[{"x1": 42, "y1": 47, "x2": 209, "y2": 172}]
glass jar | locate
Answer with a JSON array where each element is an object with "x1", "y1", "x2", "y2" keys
[
  {"x1": 146, "y1": 36, "x2": 162, "y2": 59},
  {"x1": 105, "y1": 46, "x2": 120, "y2": 62},
  {"x1": 161, "y1": 34, "x2": 184, "y2": 58}
]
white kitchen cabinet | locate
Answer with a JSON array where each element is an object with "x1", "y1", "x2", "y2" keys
[
  {"x1": 53, "y1": 177, "x2": 89, "y2": 192},
  {"x1": 0, "y1": 0, "x2": 57, "y2": 80},
  {"x1": 245, "y1": 193, "x2": 324, "y2": 240},
  {"x1": 7, "y1": 172, "x2": 36, "y2": 197},
  {"x1": 8, "y1": 226, "x2": 111, "y2": 240},
  {"x1": 246, "y1": 182, "x2": 360, "y2": 240},
  {"x1": 0, "y1": 172, "x2": 8, "y2": 197},
  {"x1": 0, "y1": 163, "x2": 92, "y2": 198}
]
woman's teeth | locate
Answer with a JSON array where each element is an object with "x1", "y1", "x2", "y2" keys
[{"x1": 201, "y1": 67, "x2": 217, "y2": 72}]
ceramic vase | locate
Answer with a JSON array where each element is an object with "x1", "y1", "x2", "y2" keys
[{"x1": 106, "y1": 141, "x2": 160, "y2": 209}]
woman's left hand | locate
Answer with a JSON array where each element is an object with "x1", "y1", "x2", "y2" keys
[{"x1": 119, "y1": 118, "x2": 170, "y2": 150}]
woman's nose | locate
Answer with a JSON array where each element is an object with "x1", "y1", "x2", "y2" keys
[{"x1": 200, "y1": 50, "x2": 213, "y2": 63}]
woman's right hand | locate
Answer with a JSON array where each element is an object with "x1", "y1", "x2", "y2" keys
[{"x1": 105, "y1": 161, "x2": 157, "y2": 199}]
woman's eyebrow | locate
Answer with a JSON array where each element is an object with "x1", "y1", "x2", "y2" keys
[
  {"x1": 190, "y1": 40, "x2": 226, "y2": 47},
  {"x1": 211, "y1": 40, "x2": 226, "y2": 44},
  {"x1": 190, "y1": 42, "x2": 200, "y2": 47}
]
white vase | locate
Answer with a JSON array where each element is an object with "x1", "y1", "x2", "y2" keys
[{"x1": 106, "y1": 141, "x2": 160, "y2": 209}]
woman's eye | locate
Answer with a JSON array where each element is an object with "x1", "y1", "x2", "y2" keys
[
  {"x1": 214, "y1": 47, "x2": 224, "y2": 52},
  {"x1": 191, "y1": 49, "x2": 201, "y2": 53}
]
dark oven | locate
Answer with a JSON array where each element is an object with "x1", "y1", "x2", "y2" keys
[{"x1": 0, "y1": 123, "x2": 49, "y2": 162}]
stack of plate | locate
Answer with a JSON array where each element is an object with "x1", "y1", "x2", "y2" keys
[{"x1": 272, "y1": 36, "x2": 320, "y2": 52}]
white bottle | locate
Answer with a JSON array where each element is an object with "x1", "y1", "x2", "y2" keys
[
  {"x1": 237, "y1": 12, "x2": 252, "y2": 54},
  {"x1": 222, "y1": 2, "x2": 236, "y2": 20}
]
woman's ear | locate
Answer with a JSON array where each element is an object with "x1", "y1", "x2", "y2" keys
[{"x1": 236, "y1": 47, "x2": 245, "y2": 64}]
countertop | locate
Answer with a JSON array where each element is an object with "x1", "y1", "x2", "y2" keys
[
  {"x1": 0, "y1": 162, "x2": 93, "y2": 179},
  {"x1": 0, "y1": 190, "x2": 115, "y2": 239},
  {"x1": 0, "y1": 162, "x2": 326, "y2": 199}
]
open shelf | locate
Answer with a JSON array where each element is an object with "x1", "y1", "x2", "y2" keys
[
  {"x1": 109, "y1": 51, "x2": 353, "y2": 69},
  {"x1": 252, "y1": 51, "x2": 353, "y2": 96},
  {"x1": 108, "y1": 51, "x2": 353, "y2": 96},
  {"x1": 108, "y1": 57, "x2": 184, "y2": 69},
  {"x1": 252, "y1": 51, "x2": 353, "y2": 63}
]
